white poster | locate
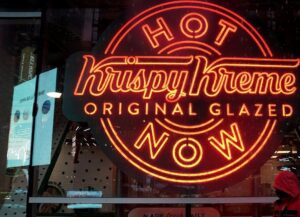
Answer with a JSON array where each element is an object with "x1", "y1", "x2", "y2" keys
[
  {"x1": 7, "y1": 77, "x2": 36, "y2": 168},
  {"x1": 33, "y1": 68, "x2": 57, "y2": 166}
]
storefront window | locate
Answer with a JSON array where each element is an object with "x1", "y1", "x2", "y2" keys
[
  {"x1": 0, "y1": 1, "x2": 299, "y2": 217},
  {"x1": 0, "y1": 10, "x2": 41, "y2": 217}
]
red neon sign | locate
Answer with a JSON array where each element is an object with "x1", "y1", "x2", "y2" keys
[{"x1": 63, "y1": 1, "x2": 299, "y2": 188}]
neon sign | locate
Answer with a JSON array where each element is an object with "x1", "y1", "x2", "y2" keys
[{"x1": 63, "y1": 1, "x2": 299, "y2": 188}]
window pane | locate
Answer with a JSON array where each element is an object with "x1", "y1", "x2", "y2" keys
[{"x1": 0, "y1": 17, "x2": 40, "y2": 216}]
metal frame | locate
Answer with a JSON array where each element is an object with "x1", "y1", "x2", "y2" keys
[
  {"x1": 29, "y1": 197, "x2": 277, "y2": 204},
  {"x1": 0, "y1": 12, "x2": 41, "y2": 18}
]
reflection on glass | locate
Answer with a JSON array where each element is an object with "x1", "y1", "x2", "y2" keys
[{"x1": 66, "y1": 190, "x2": 103, "y2": 209}]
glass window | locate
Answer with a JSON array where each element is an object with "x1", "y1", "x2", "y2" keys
[
  {"x1": 0, "y1": 1, "x2": 299, "y2": 217},
  {"x1": 0, "y1": 13, "x2": 40, "y2": 217}
]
